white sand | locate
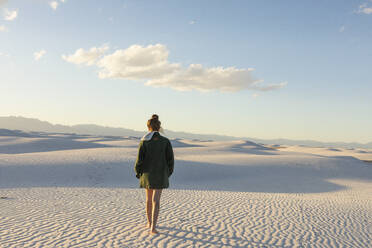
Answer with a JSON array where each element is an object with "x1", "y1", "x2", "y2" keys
[{"x1": 0, "y1": 135, "x2": 371, "y2": 247}]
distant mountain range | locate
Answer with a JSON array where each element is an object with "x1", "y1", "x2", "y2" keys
[{"x1": 1, "y1": 116, "x2": 371, "y2": 149}]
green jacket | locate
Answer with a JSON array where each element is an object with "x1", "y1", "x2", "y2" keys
[{"x1": 134, "y1": 132, "x2": 174, "y2": 189}]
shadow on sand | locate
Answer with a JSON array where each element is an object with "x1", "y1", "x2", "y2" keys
[
  {"x1": 170, "y1": 159, "x2": 371, "y2": 193},
  {"x1": 0, "y1": 134, "x2": 202, "y2": 154},
  {"x1": 0, "y1": 138, "x2": 114, "y2": 154},
  {"x1": 0, "y1": 157, "x2": 370, "y2": 193}
]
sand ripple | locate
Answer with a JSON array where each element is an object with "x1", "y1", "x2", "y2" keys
[{"x1": 0, "y1": 184, "x2": 370, "y2": 248}]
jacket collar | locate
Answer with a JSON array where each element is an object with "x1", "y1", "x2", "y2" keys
[{"x1": 141, "y1": 131, "x2": 159, "y2": 141}]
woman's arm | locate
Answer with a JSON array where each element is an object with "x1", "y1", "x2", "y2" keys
[
  {"x1": 134, "y1": 141, "x2": 146, "y2": 178},
  {"x1": 166, "y1": 140, "x2": 174, "y2": 177}
]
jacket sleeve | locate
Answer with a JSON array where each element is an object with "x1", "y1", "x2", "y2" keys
[
  {"x1": 134, "y1": 141, "x2": 146, "y2": 178},
  {"x1": 166, "y1": 140, "x2": 174, "y2": 177}
]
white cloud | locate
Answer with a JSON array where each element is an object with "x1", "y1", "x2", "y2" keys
[
  {"x1": 361, "y1": 7, "x2": 372, "y2": 14},
  {"x1": 146, "y1": 64, "x2": 286, "y2": 92},
  {"x1": 97, "y1": 44, "x2": 180, "y2": 80},
  {"x1": 189, "y1": 20, "x2": 196, "y2": 25},
  {"x1": 64, "y1": 44, "x2": 287, "y2": 93},
  {"x1": 339, "y1": 26, "x2": 345, "y2": 32},
  {"x1": 49, "y1": 0, "x2": 67, "y2": 10},
  {"x1": 62, "y1": 45, "x2": 109, "y2": 66},
  {"x1": 3, "y1": 8, "x2": 17, "y2": 21},
  {"x1": 357, "y1": 2, "x2": 372, "y2": 14},
  {"x1": 49, "y1": 1, "x2": 59, "y2": 10},
  {"x1": 0, "y1": 51, "x2": 10, "y2": 58},
  {"x1": 34, "y1": 50, "x2": 46, "y2": 61},
  {"x1": 0, "y1": 0, "x2": 7, "y2": 7},
  {"x1": 0, "y1": 25, "x2": 7, "y2": 32}
]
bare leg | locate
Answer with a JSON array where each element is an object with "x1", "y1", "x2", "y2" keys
[
  {"x1": 150, "y1": 189, "x2": 162, "y2": 235},
  {"x1": 145, "y1": 189, "x2": 153, "y2": 228}
]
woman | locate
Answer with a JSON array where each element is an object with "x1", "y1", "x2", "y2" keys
[{"x1": 134, "y1": 114, "x2": 174, "y2": 235}]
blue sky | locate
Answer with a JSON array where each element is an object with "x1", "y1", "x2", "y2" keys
[{"x1": 1, "y1": 0, "x2": 371, "y2": 143}]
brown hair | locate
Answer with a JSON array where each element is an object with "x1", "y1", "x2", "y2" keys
[{"x1": 147, "y1": 114, "x2": 161, "y2": 131}]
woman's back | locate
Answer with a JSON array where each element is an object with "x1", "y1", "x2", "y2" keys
[{"x1": 135, "y1": 132, "x2": 174, "y2": 189}]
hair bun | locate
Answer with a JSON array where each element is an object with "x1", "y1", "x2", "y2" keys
[{"x1": 147, "y1": 114, "x2": 161, "y2": 131}]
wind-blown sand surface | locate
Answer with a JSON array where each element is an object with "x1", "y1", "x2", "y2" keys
[{"x1": 0, "y1": 134, "x2": 371, "y2": 247}]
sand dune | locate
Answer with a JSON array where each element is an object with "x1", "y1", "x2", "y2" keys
[{"x1": 0, "y1": 133, "x2": 371, "y2": 247}]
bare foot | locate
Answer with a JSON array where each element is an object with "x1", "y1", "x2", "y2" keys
[{"x1": 149, "y1": 229, "x2": 158, "y2": 235}]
